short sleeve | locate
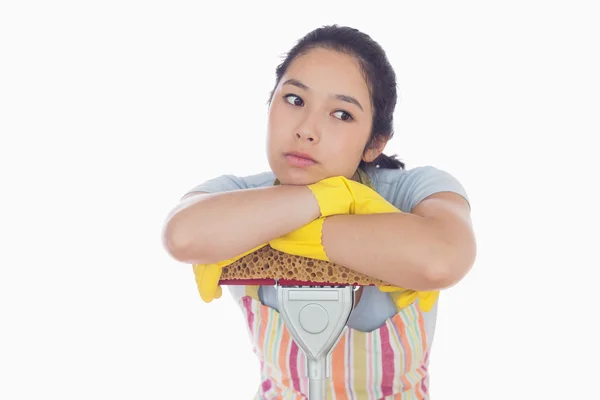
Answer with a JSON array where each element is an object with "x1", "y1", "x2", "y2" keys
[
  {"x1": 393, "y1": 166, "x2": 470, "y2": 212},
  {"x1": 182, "y1": 171, "x2": 275, "y2": 199}
]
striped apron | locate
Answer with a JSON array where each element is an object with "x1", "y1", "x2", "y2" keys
[{"x1": 239, "y1": 285, "x2": 430, "y2": 399}]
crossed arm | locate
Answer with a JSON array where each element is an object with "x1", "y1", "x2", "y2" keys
[
  {"x1": 164, "y1": 186, "x2": 476, "y2": 292},
  {"x1": 321, "y1": 191, "x2": 476, "y2": 291}
]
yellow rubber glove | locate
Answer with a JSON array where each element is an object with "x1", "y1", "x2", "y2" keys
[
  {"x1": 192, "y1": 242, "x2": 267, "y2": 303},
  {"x1": 381, "y1": 286, "x2": 440, "y2": 312},
  {"x1": 266, "y1": 176, "x2": 366, "y2": 261},
  {"x1": 269, "y1": 178, "x2": 400, "y2": 260},
  {"x1": 271, "y1": 177, "x2": 399, "y2": 262},
  {"x1": 269, "y1": 217, "x2": 329, "y2": 261},
  {"x1": 344, "y1": 179, "x2": 400, "y2": 215},
  {"x1": 307, "y1": 175, "x2": 399, "y2": 217},
  {"x1": 306, "y1": 176, "x2": 355, "y2": 217},
  {"x1": 269, "y1": 176, "x2": 393, "y2": 260}
]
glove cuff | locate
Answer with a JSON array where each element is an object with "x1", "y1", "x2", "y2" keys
[
  {"x1": 269, "y1": 217, "x2": 330, "y2": 261},
  {"x1": 307, "y1": 177, "x2": 355, "y2": 217}
]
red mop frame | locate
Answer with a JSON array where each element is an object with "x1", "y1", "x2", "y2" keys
[{"x1": 219, "y1": 278, "x2": 395, "y2": 287}]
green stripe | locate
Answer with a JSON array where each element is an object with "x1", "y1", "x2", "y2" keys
[
  {"x1": 403, "y1": 306, "x2": 420, "y2": 367},
  {"x1": 373, "y1": 328, "x2": 382, "y2": 399}
]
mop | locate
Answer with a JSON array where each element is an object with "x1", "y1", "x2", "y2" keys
[
  {"x1": 220, "y1": 274, "x2": 359, "y2": 400},
  {"x1": 214, "y1": 244, "x2": 395, "y2": 400}
]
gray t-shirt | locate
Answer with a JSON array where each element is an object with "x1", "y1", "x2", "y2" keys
[{"x1": 184, "y1": 165, "x2": 469, "y2": 349}]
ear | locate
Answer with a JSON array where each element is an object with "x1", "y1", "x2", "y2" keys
[{"x1": 362, "y1": 136, "x2": 388, "y2": 163}]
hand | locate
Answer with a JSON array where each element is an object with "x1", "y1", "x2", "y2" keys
[
  {"x1": 307, "y1": 176, "x2": 400, "y2": 217},
  {"x1": 269, "y1": 180, "x2": 399, "y2": 260},
  {"x1": 345, "y1": 179, "x2": 401, "y2": 215},
  {"x1": 192, "y1": 242, "x2": 268, "y2": 303},
  {"x1": 385, "y1": 288, "x2": 440, "y2": 312},
  {"x1": 193, "y1": 263, "x2": 223, "y2": 303},
  {"x1": 269, "y1": 217, "x2": 329, "y2": 261},
  {"x1": 306, "y1": 176, "x2": 356, "y2": 217},
  {"x1": 270, "y1": 179, "x2": 400, "y2": 262}
]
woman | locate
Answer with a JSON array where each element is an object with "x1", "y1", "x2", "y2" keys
[{"x1": 163, "y1": 24, "x2": 476, "y2": 399}]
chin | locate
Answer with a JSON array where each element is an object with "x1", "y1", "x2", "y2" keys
[
  {"x1": 277, "y1": 174, "x2": 318, "y2": 186},
  {"x1": 272, "y1": 167, "x2": 321, "y2": 186}
]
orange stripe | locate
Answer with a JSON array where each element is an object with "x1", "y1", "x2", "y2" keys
[
  {"x1": 417, "y1": 309, "x2": 427, "y2": 351},
  {"x1": 415, "y1": 306, "x2": 428, "y2": 399},
  {"x1": 278, "y1": 327, "x2": 291, "y2": 388},
  {"x1": 395, "y1": 315, "x2": 413, "y2": 390},
  {"x1": 411, "y1": 306, "x2": 427, "y2": 399},
  {"x1": 331, "y1": 333, "x2": 347, "y2": 398},
  {"x1": 258, "y1": 303, "x2": 269, "y2": 356}
]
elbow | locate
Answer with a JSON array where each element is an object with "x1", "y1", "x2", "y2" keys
[
  {"x1": 161, "y1": 216, "x2": 212, "y2": 264},
  {"x1": 162, "y1": 221, "x2": 188, "y2": 262},
  {"x1": 161, "y1": 217, "x2": 192, "y2": 262},
  {"x1": 422, "y1": 265, "x2": 458, "y2": 290},
  {"x1": 426, "y1": 242, "x2": 477, "y2": 290}
]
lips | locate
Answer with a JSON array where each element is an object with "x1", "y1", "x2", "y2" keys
[
  {"x1": 284, "y1": 151, "x2": 317, "y2": 167},
  {"x1": 285, "y1": 151, "x2": 316, "y2": 162}
]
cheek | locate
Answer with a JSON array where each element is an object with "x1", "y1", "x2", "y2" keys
[
  {"x1": 323, "y1": 134, "x2": 366, "y2": 174},
  {"x1": 266, "y1": 112, "x2": 280, "y2": 145},
  {"x1": 332, "y1": 127, "x2": 369, "y2": 156},
  {"x1": 267, "y1": 104, "x2": 290, "y2": 138}
]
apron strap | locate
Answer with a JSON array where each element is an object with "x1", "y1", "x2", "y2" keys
[{"x1": 244, "y1": 284, "x2": 260, "y2": 301}]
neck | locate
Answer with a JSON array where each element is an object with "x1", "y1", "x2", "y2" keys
[{"x1": 273, "y1": 168, "x2": 367, "y2": 187}]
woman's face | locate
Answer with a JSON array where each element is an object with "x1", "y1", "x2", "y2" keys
[{"x1": 266, "y1": 48, "x2": 384, "y2": 185}]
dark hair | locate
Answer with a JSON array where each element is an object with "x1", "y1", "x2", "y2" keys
[{"x1": 268, "y1": 24, "x2": 404, "y2": 170}]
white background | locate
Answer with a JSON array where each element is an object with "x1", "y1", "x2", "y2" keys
[{"x1": 1, "y1": 1, "x2": 599, "y2": 399}]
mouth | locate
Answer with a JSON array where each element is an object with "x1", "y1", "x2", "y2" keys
[
  {"x1": 284, "y1": 151, "x2": 317, "y2": 167},
  {"x1": 285, "y1": 151, "x2": 315, "y2": 162}
]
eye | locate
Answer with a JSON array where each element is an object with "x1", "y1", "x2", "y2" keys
[
  {"x1": 284, "y1": 94, "x2": 304, "y2": 106},
  {"x1": 332, "y1": 110, "x2": 353, "y2": 121}
]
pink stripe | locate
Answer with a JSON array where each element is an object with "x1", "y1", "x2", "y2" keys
[
  {"x1": 420, "y1": 371, "x2": 428, "y2": 395},
  {"x1": 379, "y1": 323, "x2": 395, "y2": 397},
  {"x1": 261, "y1": 378, "x2": 272, "y2": 394},
  {"x1": 420, "y1": 352, "x2": 430, "y2": 395},
  {"x1": 289, "y1": 341, "x2": 302, "y2": 393},
  {"x1": 242, "y1": 296, "x2": 254, "y2": 336}
]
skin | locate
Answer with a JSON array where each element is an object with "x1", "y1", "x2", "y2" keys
[{"x1": 266, "y1": 47, "x2": 385, "y2": 186}]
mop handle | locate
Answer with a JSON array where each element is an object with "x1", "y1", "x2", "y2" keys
[
  {"x1": 276, "y1": 285, "x2": 356, "y2": 400},
  {"x1": 308, "y1": 357, "x2": 327, "y2": 399}
]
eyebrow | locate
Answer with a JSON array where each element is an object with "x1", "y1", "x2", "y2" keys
[{"x1": 282, "y1": 78, "x2": 364, "y2": 112}]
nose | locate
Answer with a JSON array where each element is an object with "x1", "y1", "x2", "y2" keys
[
  {"x1": 295, "y1": 131, "x2": 317, "y2": 142},
  {"x1": 294, "y1": 114, "x2": 320, "y2": 143}
]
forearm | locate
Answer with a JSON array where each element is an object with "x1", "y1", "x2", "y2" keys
[
  {"x1": 163, "y1": 185, "x2": 320, "y2": 264},
  {"x1": 321, "y1": 213, "x2": 452, "y2": 291}
]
